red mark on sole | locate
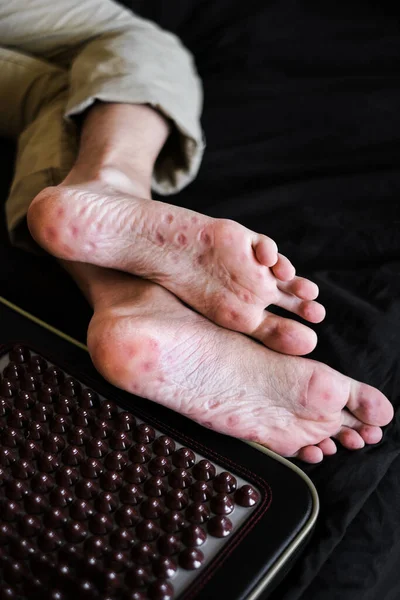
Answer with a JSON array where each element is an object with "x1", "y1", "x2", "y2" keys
[
  {"x1": 191, "y1": 216, "x2": 199, "y2": 224},
  {"x1": 46, "y1": 227, "x2": 57, "y2": 241},
  {"x1": 242, "y1": 293, "x2": 251, "y2": 303},
  {"x1": 142, "y1": 362, "x2": 155, "y2": 372},
  {"x1": 200, "y1": 231, "x2": 211, "y2": 246},
  {"x1": 56, "y1": 207, "x2": 65, "y2": 218},
  {"x1": 229, "y1": 311, "x2": 240, "y2": 322},
  {"x1": 196, "y1": 254, "x2": 206, "y2": 265},
  {"x1": 209, "y1": 400, "x2": 222, "y2": 410},
  {"x1": 71, "y1": 225, "x2": 79, "y2": 238},
  {"x1": 156, "y1": 232, "x2": 165, "y2": 245},
  {"x1": 166, "y1": 214, "x2": 174, "y2": 224},
  {"x1": 148, "y1": 339, "x2": 159, "y2": 351},
  {"x1": 177, "y1": 233, "x2": 187, "y2": 246},
  {"x1": 125, "y1": 345, "x2": 137, "y2": 359},
  {"x1": 227, "y1": 415, "x2": 240, "y2": 428},
  {"x1": 61, "y1": 244, "x2": 73, "y2": 255}
]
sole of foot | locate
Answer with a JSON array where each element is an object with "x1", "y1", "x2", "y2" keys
[
  {"x1": 28, "y1": 181, "x2": 326, "y2": 357},
  {"x1": 85, "y1": 273, "x2": 393, "y2": 464}
]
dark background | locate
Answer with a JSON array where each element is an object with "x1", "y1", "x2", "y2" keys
[{"x1": 1, "y1": 2, "x2": 400, "y2": 598}]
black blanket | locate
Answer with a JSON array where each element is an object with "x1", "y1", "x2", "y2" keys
[{"x1": 1, "y1": 2, "x2": 399, "y2": 598}]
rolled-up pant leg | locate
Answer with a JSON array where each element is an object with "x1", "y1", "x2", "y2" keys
[{"x1": 0, "y1": 48, "x2": 78, "y2": 249}]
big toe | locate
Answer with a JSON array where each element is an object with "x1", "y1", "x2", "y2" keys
[{"x1": 346, "y1": 380, "x2": 394, "y2": 427}]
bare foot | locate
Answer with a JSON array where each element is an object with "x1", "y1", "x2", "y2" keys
[
  {"x1": 27, "y1": 175, "x2": 325, "y2": 356},
  {"x1": 85, "y1": 269, "x2": 393, "y2": 464}
]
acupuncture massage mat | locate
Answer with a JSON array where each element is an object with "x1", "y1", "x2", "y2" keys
[{"x1": 0, "y1": 297, "x2": 318, "y2": 600}]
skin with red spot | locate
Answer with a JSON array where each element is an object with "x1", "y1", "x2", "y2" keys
[
  {"x1": 208, "y1": 400, "x2": 222, "y2": 409},
  {"x1": 166, "y1": 214, "x2": 174, "y2": 224},
  {"x1": 46, "y1": 227, "x2": 57, "y2": 241},
  {"x1": 71, "y1": 225, "x2": 79, "y2": 238},
  {"x1": 227, "y1": 415, "x2": 240, "y2": 428},
  {"x1": 142, "y1": 362, "x2": 155, "y2": 372},
  {"x1": 196, "y1": 254, "x2": 205, "y2": 265},
  {"x1": 56, "y1": 207, "x2": 65, "y2": 218},
  {"x1": 156, "y1": 233, "x2": 165, "y2": 245},
  {"x1": 200, "y1": 231, "x2": 211, "y2": 246},
  {"x1": 191, "y1": 216, "x2": 199, "y2": 224},
  {"x1": 124, "y1": 344, "x2": 137, "y2": 359},
  {"x1": 230, "y1": 311, "x2": 240, "y2": 322},
  {"x1": 177, "y1": 233, "x2": 187, "y2": 246}
]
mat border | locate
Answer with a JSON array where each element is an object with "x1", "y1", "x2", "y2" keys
[{"x1": 0, "y1": 295, "x2": 319, "y2": 599}]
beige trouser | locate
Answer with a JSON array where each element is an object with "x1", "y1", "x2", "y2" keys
[{"x1": 0, "y1": 0, "x2": 204, "y2": 250}]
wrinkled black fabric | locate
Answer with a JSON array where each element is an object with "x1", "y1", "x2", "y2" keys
[{"x1": 1, "y1": 2, "x2": 399, "y2": 598}]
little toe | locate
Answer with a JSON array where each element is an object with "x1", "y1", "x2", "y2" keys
[
  {"x1": 294, "y1": 445, "x2": 324, "y2": 463},
  {"x1": 252, "y1": 311, "x2": 317, "y2": 355},
  {"x1": 271, "y1": 253, "x2": 296, "y2": 281},
  {"x1": 278, "y1": 276, "x2": 320, "y2": 301},
  {"x1": 317, "y1": 438, "x2": 337, "y2": 456},
  {"x1": 274, "y1": 292, "x2": 326, "y2": 323},
  {"x1": 253, "y1": 235, "x2": 278, "y2": 267}
]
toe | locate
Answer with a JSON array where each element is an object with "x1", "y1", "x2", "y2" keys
[
  {"x1": 273, "y1": 292, "x2": 326, "y2": 323},
  {"x1": 346, "y1": 380, "x2": 394, "y2": 427},
  {"x1": 294, "y1": 445, "x2": 324, "y2": 463},
  {"x1": 317, "y1": 438, "x2": 337, "y2": 455},
  {"x1": 340, "y1": 410, "x2": 383, "y2": 446},
  {"x1": 271, "y1": 254, "x2": 296, "y2": 281},
  {"x1": 253, "y1": 235, "x2": 278, "y2": 267},
  {"x1": 333, "y1": 427, "x2": 365, "y2": 450},
  {"x1": 252, "y1": 312, "x2": 318, "y2": 355},
  {"x1": 278, "y1": 276, "x2": 320, "y2": 301}
]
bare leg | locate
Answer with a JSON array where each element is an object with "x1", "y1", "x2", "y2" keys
[{"x1": 28, "y1": 103, "x2": 326, "y2": 355}]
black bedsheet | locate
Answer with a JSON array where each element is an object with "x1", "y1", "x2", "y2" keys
[{"x1": 1, "y1": 2, "x2": 399, "y2": 598}]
